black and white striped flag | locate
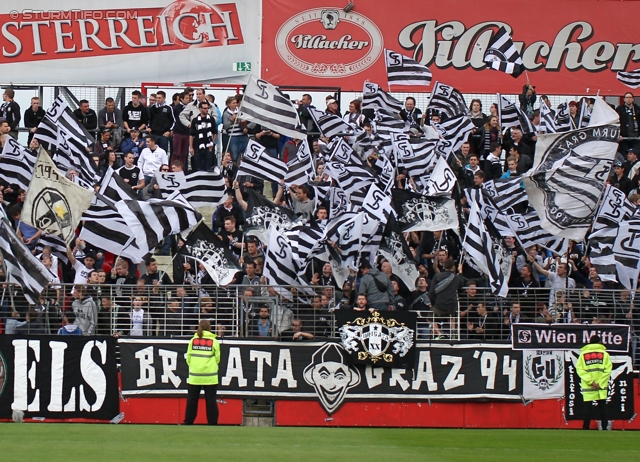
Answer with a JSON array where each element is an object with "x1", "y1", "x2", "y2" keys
[
  {"x1": 308, "y1": 106, "x2": 354, "y2": 139},
  {"x1": 239, "y1": 75, "x2": 307, "y2": 140},
  {"x1": 323, "y1": 161, "x2": 375, "y2": 209},
  {"x1": 285, "y1": 139, "x2": 314, "y2": 187},
  {"x1": 617, "y1": 68, "x2": 640, "y2": 89},
  {"x1": 35, "y1": 96, "x2": 99, "y2": 184},
  {"x1": 539, "y1": 100, "x2": 556, "y2": 134},
  {"x1": 374, "y1": 110, "x2": 406, "y2": 137},
  {"x1": 434, "y1": 114, "x2": 475, "y2": 153},
  {"x1": 155, "y1": 171, "x2": 227, "y2": 208},
  {"x1": 384, "y1": 48, "x2": 432, "y2": 87},
  {"x1": 362, "y1": 81, "x2": 404, "y2": 114},
  {"x1": 80, "y1": 168, "x2": 145, "y2": 262},
  {"x1": 578, "y1": 99, "x2": 592, "y2": 128},
  {"x1": 426, "y1": 82, "x2": 467, "y2": 118},
  {"x1": 483, "y1": 26, "x2": 524, "y2": 78},
  {"x1": 504, "y1": 210, "x2": 567, "y2": 255},
  {"x1": 0, "y1": 219, "x2": 52, "y2": 304},
  {"x1": 554, "y1": 101, "x2": 571, "y2": 132},
  {"x1": 393, "y1": 135, "x2": 438, "y2": 178},
  {"x1": 263, "y1": 225, "x2": 301, "y2": 299},
  {"x1": 498, "y1": 94, "x2": 535, "y2": 134},
  {"x1": 328, "y1": 137, "x2": 363, "y2": 165},
  {"x1": 0, "y1": 137, "x2": 37, "y2": 191},
  {"x1": 482, "y1": 177, "x2": 528, "y2": 210},
  {"x1": 116, "y1": 191, "x2": 202, "y2": 255},
  {"x1": 589, "y1": 185, "x2": 640, "y2": 290},
  {"x1": 238, "y1": 140, "x2": 288, "y2": 184},
  {"x1": 463, "y1": 201, "x2": 510, "y2": 298}
]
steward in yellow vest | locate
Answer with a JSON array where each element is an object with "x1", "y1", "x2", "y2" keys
[
  {"x1": 184, "y1": 320, "x2": 221, "y2": 425},
  {"x1": 576, "y1": 335, "x2": 613, "y2": 430}
]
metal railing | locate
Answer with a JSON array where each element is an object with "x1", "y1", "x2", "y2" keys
[{"x1": 1, "y1": 284, "x2": 638, "y2": 363}]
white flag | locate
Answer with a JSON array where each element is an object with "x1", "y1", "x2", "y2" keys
[{"x1": 22, "y1": 151, "x2": 95, "y2": 245}]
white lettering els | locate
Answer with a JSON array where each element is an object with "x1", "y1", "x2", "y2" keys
[
  {"x1": 398, "y1": 20, "x2": 640, "y2": 72},
  {"x1": 12, "y1": 339, "x2": 109, "y2": 413}
]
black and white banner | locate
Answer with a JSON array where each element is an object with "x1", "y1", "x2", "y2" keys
[
  {"x1": 565, "y1": 352, "x2": 634, "y2": 420},
  {"x1": 335, "y1": 310, "x2": 417, "y2": 368},
  {"x1": 0, "y1": 336, "x2": 119, "y2": 420},
  {"x1": 120, "y1": 340, "x2": 522, "y2": 415},
  {"x1": 511, "y1": 323, "x2": 631, "y2": 353}
]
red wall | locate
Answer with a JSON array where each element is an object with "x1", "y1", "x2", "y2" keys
[{"x1": 3, "y1": 379, "x2": 638, "y2": 428}]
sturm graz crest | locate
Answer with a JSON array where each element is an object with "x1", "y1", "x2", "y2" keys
[
  {"x1": 30, "y1": 187, "x2": 74, "y2": 243},
  {"x1": 186, "y1": 239, "x2": 231, "y2": 283},
  {"x1": 529, "y1": 125, "x2": 619, "y2": 230},
  {"x1": 400, "y1": 198, "x2": 451, "y2": 229},
  {"x1": 339, "y1": 311, "x2": 414, "y2": 363}
]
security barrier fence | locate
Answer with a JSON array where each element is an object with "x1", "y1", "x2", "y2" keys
[{"x1": 1, "y1": 283, "x2": 638, "y2": 363}]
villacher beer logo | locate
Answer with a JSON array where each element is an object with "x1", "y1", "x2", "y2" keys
[{"x1": 275, "y1": 7, "x2": 383, "y2": 78}]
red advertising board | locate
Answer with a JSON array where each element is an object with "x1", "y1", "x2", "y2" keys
[{"x1": 261, "y1": 0, "x2": 640, "y2": 95}]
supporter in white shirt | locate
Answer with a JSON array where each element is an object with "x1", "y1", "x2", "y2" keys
[
  {"x1": 138, "y1": 135, "x2": 168, "y2": 185},
  {"x1": 36, "y1": 246, "x2": 59, "y2": 277},
  {"x1": 66, "y1": 245, "x2": 97, "y2": 286}
]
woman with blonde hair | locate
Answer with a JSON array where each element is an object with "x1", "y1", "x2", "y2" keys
[{"x1": 184, "y1": 319, "x2": 221, "y2": 425}]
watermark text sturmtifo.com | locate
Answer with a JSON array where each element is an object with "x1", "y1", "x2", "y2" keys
[{"x1": 10, "y1": 10, "x2": 139, "y2": 20}]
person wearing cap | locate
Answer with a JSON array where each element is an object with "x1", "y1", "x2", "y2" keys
[
  {"x1": 576, "y1": 335, "x2": 613, "y2": 430},
  {"x1": 67, "y1": 241, "x2": 97, "y2": 286},
  {"x1": 325, "y1": 96, "x2": 340, "y2": 116},
  {"x1": 184, "y1": 319, "x2": 221, "y2": 425},
  {"x1": 120, "y1": 127, "x2": 146, "y2": 160},
  {"x1": 609, "y1": 160, "x2": 633, "y2": 196}
]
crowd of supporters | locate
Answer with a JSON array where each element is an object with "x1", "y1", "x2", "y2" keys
[{"x1": 0, "y1": 84, "x2": 638, "y2": 358}]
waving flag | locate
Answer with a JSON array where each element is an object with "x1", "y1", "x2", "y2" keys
[
  {"x1": 483, "y1": 26, "x2": 525, "y2": 78},
  {"x1": 384, "y1": 49, "x2": 432, "y2": 87}
]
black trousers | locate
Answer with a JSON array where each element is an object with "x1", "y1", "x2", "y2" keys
[
  {"x1": 184, "y1": 384, "x2": 218, "y2": 425},
  {"x1": 582, "y1": 398, "x2": 608, "y2": 430}
]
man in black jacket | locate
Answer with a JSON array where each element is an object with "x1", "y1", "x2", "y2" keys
[
  {"x1": 616, "y1": 92, "x2": 640, "y2": 154},
  {"x1": 23, "y1": 96, "x2": 45, "y2": 144},
  {"x1": 123, "y1": 90, "x2": 150, "y2": 133},
  {"x1": 73, "y1": 100, "x2": 98, "y2": 133},
  {"x1": 1, "y1": 88, "x2": 21, "y2": 140},
  {"x1": 147, "y1": 90, "x2": 175, "y2": 153},
  {"x1": 429, "y1": 259, "x2": 466, "y2": 339}
]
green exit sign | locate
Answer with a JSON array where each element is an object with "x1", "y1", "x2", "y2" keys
[{"x1": 233, "y1": 62, "x2": 252, "y2": 72}]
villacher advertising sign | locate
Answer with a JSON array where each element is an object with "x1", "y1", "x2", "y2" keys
[
  {"x1": 511, "y1": 323, "x2": 631, "y2": 353},
  {"x1": 262, "y1": 0, "x2": 640, "y2": 94}
]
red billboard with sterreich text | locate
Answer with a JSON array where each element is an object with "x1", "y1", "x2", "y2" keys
[{"x1": 262, "y1": 0, "x2": 640, "y2": 96}]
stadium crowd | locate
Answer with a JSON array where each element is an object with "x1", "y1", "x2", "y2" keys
[{"x1": 0, "y1": 84, "x2": 638, "y2": 357}]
